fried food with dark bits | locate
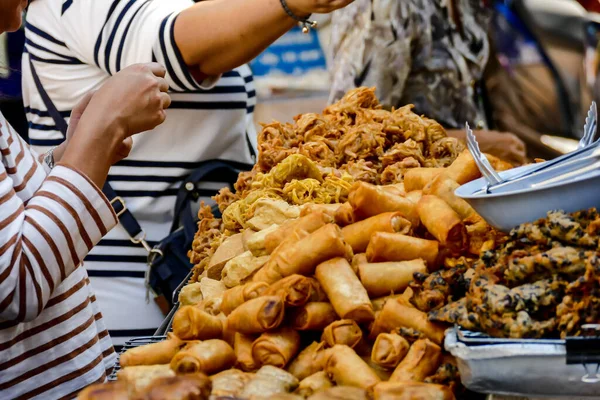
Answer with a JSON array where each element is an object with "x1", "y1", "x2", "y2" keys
[{"x1": 409, "y1": 264, "x2": 471, "y2": 313}]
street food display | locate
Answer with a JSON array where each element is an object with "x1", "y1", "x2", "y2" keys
[{"x1": 78, "y1": 87, "x2": 598, "y2": 399}]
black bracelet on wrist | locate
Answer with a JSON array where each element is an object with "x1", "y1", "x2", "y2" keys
[{"x1": 279, "y1": 0, "x2": 317, "y2": 33}]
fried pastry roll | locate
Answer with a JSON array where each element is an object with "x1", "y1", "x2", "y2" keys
[
  {"x1": 426, "y1": 175, "x2": 476, "y2": 219},
  {"x1": 403, "y1": 168, "x2": 444, "y2": 192},
  {"x1": 221, "y1": 281, "x2": 270, "y2": 316},
  {"x1": 254, "y1": 224, "x2": 353, "y2": 284},
  {"x1": 334, "y1": 202, "x2": 356, "y2": 226},
  {"x1": 321, "y1": 319, "x2": 363, "y2": 349},
  {"x1": 289, "y1": 302, "x2": 338, "y2": 331},
  {"x1": 341, "y1": 212, "x2": 412, "y2": 253},
  {"x1": 389, "y1": 339, "x2": 443, "y2": 382},
  {"x1": 366, "y1": 232, "x2": 439, "y2": 267},
  {"x1": 348, "y1": 182, "x2": 419, "y2": 226},
  {"x1": 234, "y1": 333, "x2": 260, "y2": 372},
  {"x1": 170, "y1": 339, "x2": 236, "y2": 375},
  {"x1": 241, "y1": 366, "x2": 299, "y2": 399},
  {"x1": 372, "y1": 381, "x2": 455, "y2": 400},
  {"x1": 265, "y1": 211, "x2": 332, "y2": 254},
  {"x1": 315, "y1": 258, "x2": 374, "y2": 323},
  {"x1": 77, "y1": 382, "x2": 129, "y2": 400},
  {"x1": 369, "y1": 297, "x2": 447, "y2": 344},
  {"x1": 307, "y1": 386, "x2": 369, "y2": 400},
  {"x1": 443, "y1": 149, "x2": 481, "y2": 184},
  {"x1": 119, "y1": 333, "x2": 184, "y2": 367},
  {"x1": 140, "y1": 373, "x2": 212, "y2": 400},
  {"x1": 264, "y1": 274, "x2": 314, "y2": 307},
  {"x1": 287, "y1": 341, "x2": 325, "y2": 380},
  {"x1": 117, "y1": 365, "x2": 175, "y2": 396},
  {"x1": 371, "y1": 333, "x2": 410, "y2": 369},
  {"x1": 358, "y1": 259, "x2": 427, "y2": 298},
  {"x1": 178, "y1": 282, "x2": 203, "y2": 306},
  {"x1": 405, "y1": 190, "x2": 423, "y2": 204},
  {"x1": 172, "y1": 306, "x2": 223, "y2": 340},
  {"x1": 252, "y1": 328, "x2": 301, "y2": 368},
  {"x1": 381, "y1": 183, "x2": 406, "y2": 197},
  {"x1": 300, "y1": 203, "x2": 342, "y2": 218},
  {"x1": 225, "y1": 295, "x2": 285, "y2": 334},
  {"x1": 417, "y1": 195, "x2": 466, "y2": 247},
  {"x1": 210, "y1": 369, "x2": 254, "y2": 398},
  {"x1": 370, "y1": 294, "x2": 402, "y2": 312},
  {"x1": 295, "y1": 371, "x2": 333, "y2": 398},
  {"x1": 321, "y1": 345, "x2": 381, "y2": 389}
]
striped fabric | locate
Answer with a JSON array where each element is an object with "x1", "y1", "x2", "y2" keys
[
  {"x1": 0, "y1": 114, "x2": 117, "y2": 399},
  {"x1": 22, "y1": 0, "x2": 257, "y2": 345}
]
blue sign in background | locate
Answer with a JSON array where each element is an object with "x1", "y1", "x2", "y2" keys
[{"x1": 250, "y1": 25, "x2": 327, "y2": 78}]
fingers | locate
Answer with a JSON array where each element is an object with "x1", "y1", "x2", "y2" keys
[
  {"x1": 157, "y1": 77, "x2": 169, "y2": 93},
  {"x1": 146, "y1": 62, "x2": 167, "y2": 78},
  {"x1": 160, "y1": 92, "x2": 171, "y2": 109}
]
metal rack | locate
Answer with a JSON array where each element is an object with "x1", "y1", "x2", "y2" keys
[{"x1": 107, "y1": 336, "x2": 168, "y2": 381}]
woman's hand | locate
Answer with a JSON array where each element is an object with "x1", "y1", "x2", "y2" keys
[
  {"x1": 60, "y1": 63, "x2": 170, "y2": 187},
  {"x1": 286, "y1": 0, "x2": 354, "y2": 16}
]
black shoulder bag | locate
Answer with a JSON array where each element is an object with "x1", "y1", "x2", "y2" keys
[{"x1": 29, "y1": 59, "x2": 250, "y2": 314}]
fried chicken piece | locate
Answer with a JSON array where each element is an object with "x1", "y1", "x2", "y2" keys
[
  {"x1": 339, "y1": 159, "x2": 380, "y2": 184},
  {"x1": 299, "y1": 140, "x2": 336, "y2": 167},
  {"x1": 213, "y1": 187, "x2": 239, "y2": 213},
  {"x1": 335, "y1": 123, "x2": 386, "y2": 164}
]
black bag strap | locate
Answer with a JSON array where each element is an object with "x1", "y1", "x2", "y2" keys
[{"x1": 29, "y1": 58, "x2": 146, "y2": 245}]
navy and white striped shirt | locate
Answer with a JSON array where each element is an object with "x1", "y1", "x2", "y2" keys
[{"x1": 22, "y1": 0, "x2": 256, "y2": 346}]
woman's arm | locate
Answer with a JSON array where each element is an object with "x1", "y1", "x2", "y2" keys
[{"x1": 175, "y1": 0, "x2": 352, "y2": 76}]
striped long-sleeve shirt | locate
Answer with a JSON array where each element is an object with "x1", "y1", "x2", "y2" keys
[{"x1": 0, "y1": 113, "x2": 117, "y2": 399}]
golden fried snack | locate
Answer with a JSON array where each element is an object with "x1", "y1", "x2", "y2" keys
[
  {"x1": 381, "y1": 183, "x2": 406, "y2": 197},
  {"x1": 141, "y1": 373, "x2": 212, "y2": 400},
  {"x1": 210, "y1": 369, "x2": 254, "y2": 397},
  {"x1": 77, "y1": 382, "x2": 129, "y2": 400},
  {"x1": 358, "y1": 259, "x2": 427, "y2": 298},
  {"x1": 369, "y1": 297, "x2": 447, "y2": 344},
  {"x1": 287, "y1": 341, "x2": 325, "y2": 381},
  {"x1": 403, "y1": 168, "x2": 444, "y2": 192},
  {"x1": 221, "y1": 281, "x2": 270, "y2": 316},
  {"x1": 264, "y1": 274, "x2": 314, "y2": 307},
  {"x1": 254, "y1": 224, "x2": 353, "y2": 284},
  {"x1": 351, "y1": 253, "x2": 368, "y2": 274},
  {"x1": 199, "y1": 277, "x2": 227, "y2": 302},
  {"x1": 307, "y1": 386, "x2": 369, "y2": 400},
  {"x1": 485, "y1": 153, "x2": 514, "y2": 171},
  {"x1": 120, "y1": 333, "x2": 184, "y2": 367},
  {"x1": 241, "y1": 366, "x2": 299, "y2": 399},
  {"x1": 234, "y1": 333, "x2": 259, "y2": 372},
  {"x1": 417, "y1": 195, "x2": 466, "y2": 248},
  {"x1": 117, "y1": 365, "x2": 175, "y2": 396},
  {"x1": 334, "y1": 202, "x2": 356, "y2": 226},
  {"x1": 321, "y1": 319, "x2": 363, "y2": 349},
  {"x1": 225, "y1": 296, "x2": 285, "y2": 334},
  {"x1": 366, "y1": 232, "x2": 439, "y2": 267},
  {"x1": 341, "y1": 212, "x2": 412, "y2": 253},
  {"x1": 405, "y1": 190, "x2": 423, "y2": 204},
  {"x1": 300, "y1": 204, "x2": 342, "y2": 218},
  {"x1": 442, "y1": 149, "x2": 481, "y2": 185},
  {"x1": 295, "y1": 371, "x2": 333, "y2": 398},
  {"x1": 206, "y1": 233, "x2": 245, "y2": 279},
  {"x1": 252, "y1": 328, "x2": 301, "y2": 368},
  {"x1": 265, "y1": 211, "x2": 332, "y2": 253},
  {"x1": 246, "y1": 224, "x2": 279, "y2": 257},
  {"x1": 170, "y1": 340, "x2": 236, "y2": 375},
  {"x1": 348, "y1": 182, "x2": 419, "y2": 226},
  {"x1": 178, "y1": 282, "x2": 203, "y2": 306},
  {"x1": 425, "y1": 175, "x2": 476, "y2": 219},
  {"x1": 371, "y1": 333, "x2": 410, "y2": 369},
  {"x1": 372, "y1": 381, "x2": 455, "y2": 400},
  {"x1": 321, "y1": 345, "x2": 381, "y2": 389},
  {"x1": 389, "y1": 339, "x2": 443, "y2": 382},
  {"x1": 315, "y1": 258, "x2": 375, "y2": 323},
  {"x1": 221, "y1": 251, "x2": 270, "y2": 288},
  {"x1": 289, "y1": 302, "x2": 338, "y2": 331},
  {"x1": 172, "y1": 305, "x2": 223, "y2": 340},
  {"x1": 370, "y1": 294, "x2": 402, "y2": 312}
]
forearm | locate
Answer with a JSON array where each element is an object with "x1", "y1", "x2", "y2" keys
[{"x1": 175, "y1": 0, "x2": 298, "y2": 76}]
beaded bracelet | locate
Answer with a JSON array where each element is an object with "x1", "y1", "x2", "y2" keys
[{"x1": 279, "y1": 0, "x2": 318, "y2": 33}]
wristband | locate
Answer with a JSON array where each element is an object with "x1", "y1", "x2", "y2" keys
[{"x1": 279, "y1": 0, "x2": 318, "y2": 33}]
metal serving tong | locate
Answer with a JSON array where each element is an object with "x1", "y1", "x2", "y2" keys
[{"x1": 468, "y1": 102, "x2": 599, "y2": 194}]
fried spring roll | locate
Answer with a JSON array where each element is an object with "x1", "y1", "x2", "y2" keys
[
  {"x1": 300, "y1": 203, "x2": 342, "y2": 218},
  {"x1": 403, "y1": 168, "x2": 444, "y2": 192},
  {"x1": 119, "y1": 333, "x2": 184, "y2": 367},
  {"x1": 289, "y1": 302, "x2": 337, "y2": 331},
  {"x1": 235, "y1": 333, "x2": 259, "y2": 372},
  {"x1": 170, "y1": 339, "x2": 235, "y2": 375},
  {"x1": 241, "y1": 366, "x2": 299, "y2": 399},
  {"x1": 210, "y1": 369, "x2": 254, "y2": 397},
  {"x1": 405, "y1": 190, "x2": 423, "y2": 204},
  {"x1": 358, "y1": 259, "x2": 427, "y2": 298},
  {"x1": 366, "y1": 232, "x2": 438, "y2": 267},
  {"x1": 381, "y1": 183, "x2": 406, "y2": 197},
  {"x1": 369, "y1": 297, "x2": 447, "y2": 344},
  {"x1": 295, "y1": 371, "x2": 333, "y2": 398},
  {"x1": 246, "y1": 224, "x2": 280, "y2": 257},
  {"x1": 252, "y1": 328, "x2": 301, "y2": 369},
  {"x1": 287, "y1": 341, "x2": 325, "y2": 380},
  {"x1": 178, "y1": 282, "x2": 203, "y2": 306},
  {"x1": 334, "y1": 202, "x2": 356, "y2": 226},
  {"x1": 417, "y1": 195, "x2": 466, "y2": 246},
  {"x1": 141, "y1": 373, "x2": 212, "y2": 400},
  {"x1": 307, "y1": 277, "x2": 328, "y2": 302},
  {"x1": 265, "y1": 211, "x2": 332, "y2": 254},
  {"x1": 226, "y1": 296, "x2": 285, "y2": 334},
  {"x1": 443, "y1": 149, "x2": 481, "y2": 184},
  {"x1": 172, "y1": 305, "x2": 223, "y2": 340},
  {"x1": 117, "y1": 365, "x2": 175, "y2": 396},
  {"x1": 198, "y1": 297, "x2": 222, "y2": 316},
  {"x1": 315, "y1": 258, "x2": 374, "y2": 323},
  {"x1": 321, "y1": 345, "x2": 381, "y2": 389},
  {"x1": 254, "y1": 224, "x2": 353, "y2": 284},
  {"x1": 77, "y1": 382, "x2": 129, "y2": 400},
  {"x1": 371, "y1": 294, "x2": 402, "y2": 312},
  {"x1": 371, "y1": 333, "x2": 410, "y2": 369},
  {"x1": 372, "y1": 381, "x2": 455, "y2": 400},
  {"x1": 426, "y1": 175, "x2": 476, "y2": 219},
  {"x1": 389, "y1": 339, "x2": 442, "y2": 382},
  {"x1": 307, "y1": 386, "x2": 369, "y2": 400},
  {"x1": 348, "y1": 182, "x2": 419, "y2": 226},
  {"x1": 264, "y1": 274, "x2": 314, "y2": 307},
  {"x1": 322, "y1": 319, "x2": 363, "y2": 349},
  {"x1": 221, "y1": 281, "x2": 270, "y2": 316},
  {"x1": 341, "y1": 212, "x2": 412, "y2": 253},
  {"x1": 351, "y1": 253, "x2": 368, "y2": 274}
]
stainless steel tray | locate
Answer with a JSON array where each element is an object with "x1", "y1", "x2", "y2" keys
[{"x1": 446, "y1": 329, "x2": 600, "y2": 397}]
